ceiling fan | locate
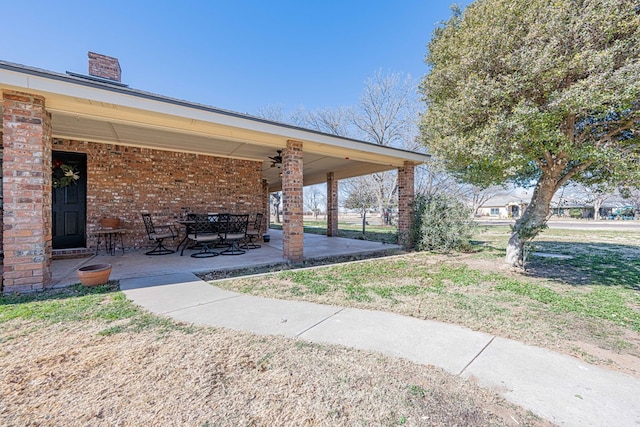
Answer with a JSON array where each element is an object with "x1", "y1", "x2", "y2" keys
[{"x1": 269, "y1": 150, "x2": 283, "y2": 168}]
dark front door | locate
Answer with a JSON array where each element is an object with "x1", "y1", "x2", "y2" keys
[{"x1": 52, "y1": 152, "x2": 87, "y2": 249}]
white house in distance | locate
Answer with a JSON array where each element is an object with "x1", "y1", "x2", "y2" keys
[
  {"x1": 477, "y1": 189, "x2": 636, "y2": 220},
  {"x1": 476, "y1": 191, "x2": 530, "y2": 219}
]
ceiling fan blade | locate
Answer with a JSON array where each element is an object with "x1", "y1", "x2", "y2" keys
[{"x1": 268, "y1": 150, "x2": 283, "y2": 166}]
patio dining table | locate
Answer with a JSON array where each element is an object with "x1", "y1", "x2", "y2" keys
[
  {"x1": 175, "y1": 213, "x2": 250, "y2": 256},
  {"x1": 175, "y1": 213, "x2": 223, "y2": 255}
]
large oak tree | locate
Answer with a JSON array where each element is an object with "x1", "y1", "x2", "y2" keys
[{"x1": 420, "y1": 0, "x2": 640, "y2": 267}]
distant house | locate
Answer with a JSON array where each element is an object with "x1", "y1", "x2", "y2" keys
[
  {"x1": 550, "y1": 196, "x2": 633, "y2": 219},
  {"x1": 476, "y1": 195, "x2": 529, "y2": 219}
]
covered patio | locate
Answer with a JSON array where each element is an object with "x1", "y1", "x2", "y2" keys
[
  {"x1": 51, "y1": 229, "x2": 401, "y2": 287},
  {"x1": 0, "y1": 52, "x2": 428, "y2": 294}
]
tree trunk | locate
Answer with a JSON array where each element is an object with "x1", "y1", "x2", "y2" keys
[
  {"x1": 505, "y1": 171, "x2": 558, "y2": 267},
  {"x1": 593, "y1": 199, "x2": 602, "y2": 221},
  {"x1": 362, "y1": 210, "x2": 367, "y2": 235}
]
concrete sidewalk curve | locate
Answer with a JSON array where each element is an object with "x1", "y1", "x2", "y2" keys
[{"x1": 120, "y1": 272, "x2": 640, "y2": 427}]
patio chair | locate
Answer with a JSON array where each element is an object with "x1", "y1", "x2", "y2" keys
[
  {"x1": 241, "y1": 213, "x2": 263, "y2": 249},
  {"x1": 141, "y1": 213, "x2": 177, "y2": 255},
  {"x1": 220, "y1": 214, "x2": 249, "y2": 255},
  {"x1": 181, "y1": 213, "x2": 222, "y2": 258}
]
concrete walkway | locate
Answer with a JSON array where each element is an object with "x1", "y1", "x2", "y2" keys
[{"x1": 121, "y1": 272, "x2": 640, "y2": 427}]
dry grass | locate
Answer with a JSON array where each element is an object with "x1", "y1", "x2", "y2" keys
[{"x1": 0, "y1": 319, "x2": 547, "y2": 426}]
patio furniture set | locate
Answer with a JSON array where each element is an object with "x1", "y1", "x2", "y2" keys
[{"x1": 142, "y1": 212, "x2": 265, "y2": 258}]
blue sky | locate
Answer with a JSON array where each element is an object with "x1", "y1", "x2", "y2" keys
[{"x1": 2, "y1": 1, "x2": 471, "y2": 115}]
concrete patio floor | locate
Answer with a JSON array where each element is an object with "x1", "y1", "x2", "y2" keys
[{"x1": 51, "y1": 229, "x2": 401, "y2": 288}]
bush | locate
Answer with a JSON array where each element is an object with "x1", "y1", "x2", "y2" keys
[
  {"x1": 411, "y1": 194, "x2": 475, "y2": 252},
  {"x1": 569, "y1": 208, "x2": 583, "y2": 219}
]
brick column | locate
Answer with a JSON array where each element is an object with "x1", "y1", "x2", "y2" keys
[
  {"x1": 326, "y1": 172, "x2": 338, "y2": 237},
  {"x1": 282, "y1": 140, "x2": 304, "y2": 262},
  {"x1": 2, "y1": 91, "x2": 52, "y2": 293},
  {"x1": 261, "y1": 179, "x2": 269, "y2": 233},
  {"x1": 397, "y1": 161, "x2": 415, "y2": 249}
]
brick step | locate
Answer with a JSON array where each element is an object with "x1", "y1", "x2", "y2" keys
[{"x1": 52, "y1": 248, "x2": 94, "y2": 260}]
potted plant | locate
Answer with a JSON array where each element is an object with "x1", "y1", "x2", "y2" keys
[
  {"x1": 262, "y1": 234, "x2": 271, "y2": 242},
  {"x1": 76, "y1": 263, "x2": 112, "y2": 287}
]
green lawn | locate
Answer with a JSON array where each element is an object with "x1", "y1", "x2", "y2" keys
[
  {"x1": 270, "y1": 218, "x2": 398, "y2": 244},
  {"x1": 0, "y1": 282, "x2": 189, "y2": 337}
]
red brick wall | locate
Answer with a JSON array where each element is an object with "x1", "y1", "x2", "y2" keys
[
  {"x1": 0, "y1": 132, "x2": 3, "y2": 254},
  {"x1": 398, "y1": 162, "x2": 415, "y2": 249},
  {"x1": 261, "y1": 179, "x2": 269, "y2": 233},
  {"x1": 52, "y1": 139, "x2": 265, "y2": 251},
  {"x1": 326, "y1": 172, "x2": 338, "y2": 237},
  {"x1": 88, "y1": 52, "x2": 121, "y2": 82},
  {"x1": 282, "y1": 140, "x2": 304, "y2": 261},
  {"x1": 2, "y1": 91, "x2": 53, "y2": 293}
]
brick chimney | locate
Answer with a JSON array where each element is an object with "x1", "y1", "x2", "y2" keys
[{"x1": 88, "y1": 51, "x2": 121, "y2": 82}]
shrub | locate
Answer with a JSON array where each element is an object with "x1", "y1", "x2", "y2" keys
[
  {"x1": 411, "y1": 194, "x2": 475, "y2": 252},
  {"x1": 569, "y1": 208, "x2": 583, "y2": 219}
]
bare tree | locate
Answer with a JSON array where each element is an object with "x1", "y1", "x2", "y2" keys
[
  {"x1": 342, "y1": 176, "x2": 377, "y2": 235},
  {"x1": 257, "y1": 71, "x2": 424, "y2": 228},
  {"x1": 350, "y1": 70, "x2": 421, "y2": 223},
  {"x1": 298, "y1": 107, "x2": 354, "y2": 136},
  {"x1": 353, "y1": 70, "x2": 419, "y2": 149},
  {"x1": 415, "y1": 158, "x2": 464, "y2": 198},
  {"x1": 304, "y1": 185, "x2": 326, "y2": 220},
  {"x1": 270, "y1": 192, "x2": 282, "y2": 224},
  {"x1": 459, "y1": 184, "x2": 511, "y2": 217},
  {"x1": 255, "y1": 104, "x2": 307, "y2": 127}
]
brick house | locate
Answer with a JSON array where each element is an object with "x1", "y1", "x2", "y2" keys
[{"x1": 0, "y1": 53, "x2": 428, "y2": 294}]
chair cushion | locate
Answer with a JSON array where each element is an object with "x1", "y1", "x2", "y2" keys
[
  {"x1": 188, "y1": 233, "x2": 219, "y2": 243},
  {"x1": 225, "y1": 233, "x2": 245, "y2": 240}
]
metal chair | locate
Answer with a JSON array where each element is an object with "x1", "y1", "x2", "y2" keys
[
  {"x1": 141, "y1": 213, "x2": 177, "y2": 255},
  {"x1": 241, "y1": 213, "x2": 263, "y2": 249},
  {"x1": 181, "y1": 213, "x2": 221, "y2": 258},
  {"x1": 220, "y1": 214, "x2": 249, "y2": 255}
]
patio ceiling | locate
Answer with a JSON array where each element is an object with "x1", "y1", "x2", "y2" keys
[{"x1": 0, "y1": 61, "x2": 429, "y2": 191}]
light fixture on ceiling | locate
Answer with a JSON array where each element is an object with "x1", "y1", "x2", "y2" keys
[{"x1": 269, "y1": 150, "x2": 283, "y2": 168}]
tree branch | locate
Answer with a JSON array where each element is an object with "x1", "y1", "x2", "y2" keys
[
  {"x1": 599, "y1": 115, "x2": 639, "y2": 143},
  {"x1": 577, "y1": 113, "x2": 640, "y2": 147},
  {"x1": 555, "y1": 159, "x2": 596, "y2": 190}
]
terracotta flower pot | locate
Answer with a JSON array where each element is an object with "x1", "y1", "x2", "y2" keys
[
  {"x1": 77, "y1": 263, "x2": 112, "y2": 287},
  {"x1": 99, "y1": 217, "x2": 121, "y2": 229}
]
